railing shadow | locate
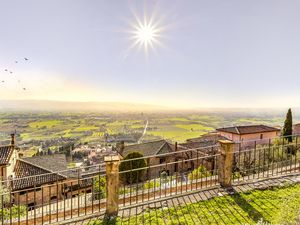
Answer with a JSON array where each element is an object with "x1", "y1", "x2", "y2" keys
[{"x1": 225, "y1": 188, "x2": 270, "y2": 223}]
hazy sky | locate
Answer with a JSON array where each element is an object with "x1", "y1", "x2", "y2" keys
[{"x1": 1, "y1": 0, "x2": 300, "y2": 108}]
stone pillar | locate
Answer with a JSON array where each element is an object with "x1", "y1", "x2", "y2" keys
[
  {"x1": 218, "y1": 140, "x2": 235, "y2": 188},
  {"x1": 104, "y1": 155, "x2": 120, "y2": 219}
]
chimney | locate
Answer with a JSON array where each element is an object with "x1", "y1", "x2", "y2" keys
[
  {"x1": 10, "y1": 133, "x2": 15, "y2": 146},
  {"x1": 120, "y1": 141, "x2": 125, "y2": 154},
  {"x1": 117, "y1": 141, "x2": 125, "y2": 155}
]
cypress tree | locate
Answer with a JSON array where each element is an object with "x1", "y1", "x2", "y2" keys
[{"x1": 282, "y1": 108, "x2": 293, "y2": 142}]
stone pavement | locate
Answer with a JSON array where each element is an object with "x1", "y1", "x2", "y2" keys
[{"x1": 67, "y1": 173, "x2": 300, "y2": 225}]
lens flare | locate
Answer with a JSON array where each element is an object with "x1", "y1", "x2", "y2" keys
[{"x1": 127, "y1": 8, "x2": 165, "y2": 58}]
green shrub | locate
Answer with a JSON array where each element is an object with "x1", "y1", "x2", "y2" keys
[
  {"x1": 0, "y1": 183, "x2": 9, "y2": 208},
  {"x1": 188, "y1": 165, "x2": 211, "y2": 180},
  {"x1": 160, "y1": 171, "x2": 169, "y2": 182},
  {"x1": 0, "y1": 205, "x2": 27, "y2": 220},
  {"x1": 93, "y1": 176, "x2": 106, "y2": 199},
  {"x1": 118, "y1": 187, "x2": 132, "y2": 195},
  {"x1": 88, "y1": 218, "x2": 118, "y2": 225},
  {"x1": 119, "y1": 152, "x2": 147, "y2": 184},
  {"x1": 233, "y1": 171, "x2": 242, "y2": 179},
  {"x1": 143, "y1": 180, "x2": 160, "y2": 189}
]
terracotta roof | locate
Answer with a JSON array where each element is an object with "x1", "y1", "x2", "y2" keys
[
  {"x1": 121, "y1": 140, "x2": 179, "y2": 157},
  {"x1": 216, "y1": 125, "x2": 280, "y2": 135},
  {"x1": 20, "y1": 154, "x2": 68, "y2": 174},
  {"x1": 0, "y1": 145, "x2": 14, "y2": 165},
  {"x1": 186, "y1": 133, "x2": 227, "y2": 143},
  {"x1": 181, "y1": 133, "x2": 226, "y2": 156},
  {"x1": 12, "y1": 154, "x2": 71, "y2": 190},
  {"x1": 120, "y1": 140, "x2": 185, "y2": 157},
  {"x1": 13, "y1": 161, "x2": 65, "y2": 190}
]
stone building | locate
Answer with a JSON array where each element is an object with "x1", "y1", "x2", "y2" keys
[
  {"x1": 216, "y1": 125, "x2": 280, "y2": 149},
  {"x1": 294, "y1": 123, "x2": 300, "y2": 135},
  {"x1": 180, "y1": 132, "x2": 228, "y2": 172},
  {"x1": 11, "y1": 154, "x2": 92, "y2": 208},
  {"x1": 0, "y1": 134, "x2": 19, "y2": 181},
  {"x1": 0, "y1": 134, "x2": 93, "y2": 208},
  {"x1": 12, "y1": 154, "x2": 69, "y2": 208},
  {"x1": 118, "y1": 140, "x2": 191, "y2": 179}
]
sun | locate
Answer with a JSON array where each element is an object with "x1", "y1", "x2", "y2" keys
[
  {"x1": 127, "y1": 10, "x2": 164, "y2": 58},
  {"x1": 135, "y1": 23, "x2": 158, "y2": 46}
]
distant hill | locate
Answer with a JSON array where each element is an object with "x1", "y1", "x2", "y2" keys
[
  {"x1": 0, "y1": 100, "x2": 170, "y2": 112},
  {"x1": 0, "y1": 100, "x2": 299, "y2": 117}
]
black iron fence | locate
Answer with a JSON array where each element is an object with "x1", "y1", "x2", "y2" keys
[
  {"x1": 0, "y1": 135, "x2": 299, "y2": 224},
  {"x1": 233, "y1": 135, "x2": 300, "y2": 183},
  {"x1": 118, "y1": 148, "x2": 220, "y2": 209},
  {"x1": 1, "y1": 164, "x2": 106, "y2": 225}
]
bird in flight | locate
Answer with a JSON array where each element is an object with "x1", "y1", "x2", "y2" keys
[
  {"x1": 9, "y1": 71, "x2": 13, "y2": 74},
  {"x1": 24, "y1": 58, "x2": 29, "y2": 61},
  {"x1": 22, "y1": 88, "x2": 26, "y2": 91},
  {"x1": 15, "y1": 61, "x2": 18, "y2": 63},
  {"x1": 4, "y1": 69, "x2": 8, "y2": 72}
]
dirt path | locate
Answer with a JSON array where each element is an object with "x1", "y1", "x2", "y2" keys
[{"x1": 138, "y1": 120, "x2": 148, "y2": 143}]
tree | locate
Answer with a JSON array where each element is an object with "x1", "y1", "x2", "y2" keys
[
  {"x1": 119, "y1": 152, "x2": 147, "y2": 184},
  {"x1": 282, "y1": 108, "x2": 293, "y2": 142},
  {"x1": 93, "y1": 176, "x2": 106, "y2": 200}
]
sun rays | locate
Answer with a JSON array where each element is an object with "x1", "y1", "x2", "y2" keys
[{"x1": 126, "y1": 6, "x2": 166, "y2": 58}]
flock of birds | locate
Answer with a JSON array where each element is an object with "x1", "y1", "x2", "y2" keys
[{"x1": 2, "y1": 57, "x2": 29, "y2": 91}]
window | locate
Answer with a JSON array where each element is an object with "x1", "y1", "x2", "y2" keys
[
  {"x1": 260, "y1": 134, "x2": 263, "y2": 139},
  {"x1": 159, "y1": 157, "x2": 166, "y2": 164},
  {"x1": 50, "y1": 196, "x2": 57, "y2": 202},
  {"x1": 27, "y1": 203, "x2": 35, "y2": 210},
  {"x1": 174, "y1": 163, "x2": 178, "y2": 172},
  {"x1": 20, "y1": 191, "x2": 27, "y2": 195}
]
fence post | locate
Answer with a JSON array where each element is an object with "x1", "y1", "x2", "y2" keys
[
  {"x1": 218, "y1": 140, "x2": 235, "y2": 188},
  {"x1": 104, "y1": 155, "x2": 120, "y2": 220}
]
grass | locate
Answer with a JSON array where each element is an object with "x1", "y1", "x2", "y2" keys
[
  {"x1": 236, "y1": 117, "x2": 284, "y2": 126},
  {"x1": 160, "y1": 117, "x2": 192, "y2": 122},
  {"x1": 20, "y1": 149, "x2": 37, "y2": 157},
  {"x1": 175, "y1": 124, "x2": 214, "y2": 132},
  {"x1": 89, "y1": 184, "x2": 300, "y2": 225},
  {"x1": 148, "y1": 130, "x2": 207, "y2": 142},
  {"x1": 28, "y1": 120, "x2": 63, "y2": 128},
  {"x1": 73, "y1": 126, "x2": 99, "y2": 132},
  {"x1": 147, "y1": 122, "x2": 214, "y2": 142}
]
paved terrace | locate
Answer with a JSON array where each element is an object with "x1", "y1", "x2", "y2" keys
[
  {"x1": 12, "y1": 163, "x2": 299, "y2": 225},
  {"x1": 67, "y1": 173, "x2": 300, "y2": 225}
]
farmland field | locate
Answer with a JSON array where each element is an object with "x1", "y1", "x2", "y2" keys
[{"x1": 0, "y1": 110, "x2": 298, "y2": 156}]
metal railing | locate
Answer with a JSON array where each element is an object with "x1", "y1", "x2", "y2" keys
[
  {"x1": 0, "y1": 135, "x2": 299, "y2": 224},
  {"x1": 233, "y1": 135, "x2": 300, "y2": 183},
  {"x1": 118, "y1": 151, "x2": 220, "y2": 209},
  {"x1": 1, "y1": 164, "x2": 106, "y2": 225}
]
